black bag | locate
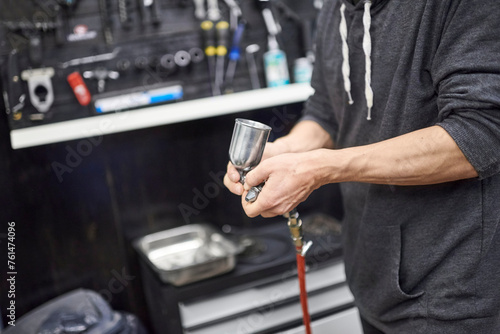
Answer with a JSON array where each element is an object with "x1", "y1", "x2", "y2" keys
[{"x1": 3, "y1": 289, "x2": 147, "y2": 334}]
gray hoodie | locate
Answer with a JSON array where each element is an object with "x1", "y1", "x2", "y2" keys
[{"x1": 301, "y1": 0, "x2": 500, "y2": 332}]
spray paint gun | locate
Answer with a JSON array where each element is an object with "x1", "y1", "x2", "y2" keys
[
  {"x1": 229, "y1": 118, "x2": 271, "y2": 202},
  {"x1": 228, "y1": 118, "x2": 313, "y2": 333},
  {"x1": 228, "y1": 118, "x2": 312, "y2": 253},
  {"x1": 228, "y1": 119, "x2": 312, "y2": 247}
]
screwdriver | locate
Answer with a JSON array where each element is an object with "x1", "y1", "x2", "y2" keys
[
  {"x1": 214, "y1": 20, "x2": 229, "y2": 95},
  {"x1": 201, "y1": 20, "x2": 217, "y2": 95},
  {"x1": 224, "y1": 21, "x2": 245, "y2": 93}
]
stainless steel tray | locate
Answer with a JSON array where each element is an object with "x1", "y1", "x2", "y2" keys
[{"x1": 134, "y1": 224, "x2": 241, "y2": 286}]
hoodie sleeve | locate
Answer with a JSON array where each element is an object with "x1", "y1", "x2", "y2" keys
[
  {"x1": 299, "y1": 0, "x2": 339, "y2": 143},
  {"x1": 434, "y1": 0, "x2": 500, "y2": 179}
]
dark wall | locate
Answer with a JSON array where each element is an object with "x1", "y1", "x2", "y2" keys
[
  {"x1": 0, "y1": 0, "x2": 341, "y2": 330},
  {"x1": 0, "y1": 102, "x2": 343, "y2": 330}
]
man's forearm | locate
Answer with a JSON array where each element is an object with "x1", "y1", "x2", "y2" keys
[
  {"x1": 316, "y1": 125, "x2": 478, "y2": 186},
  {"x1": 274, "y1": 120, "x2": 335, "y2": 153}
]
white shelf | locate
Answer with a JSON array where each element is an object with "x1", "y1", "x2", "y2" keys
[{"x1": 10, "y1": 83, "x2": 314, "y2": 149}]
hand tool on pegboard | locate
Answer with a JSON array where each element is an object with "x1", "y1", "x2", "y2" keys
[
  {"x1": 223, "y1": 0, "x2": 242, "y2": 31},
  {"x1": 245, "y1": 44, "x2": 261, "y2": 90},
  {"x1": 224, "y1": 21, "x2": 245, "y2": 93},
  {"x1": 99, "y1": 0, "x2": 114, "y2": 45},
  {"x1": 59, "y1": 48, "x2": 121, "y2": 68},
  {"x1": 206, "y1": 0, "x2": 221, "y2": 21},
  {"x1": 21, "y1": 67, "x2": 55, "y2": 114},
  {"x1": 201, "y1": 20, "x2": 217, "y2": 95},
  {"x1": 67, "y1": 72, "x2": 91, "y2": 106},
  {"x1": 214, "y1": 20, "x2": 229, "y2": 95},
  {"x1": 139, "y1": 0, "x2": 162, "y2": 26},
  {"x1": 3, "y1": 50, "x2": 26, "y2": 119},
  {"x1": 118, "y1": 0, "x2": 134, "y2": 29},
  {"x1": 83, "y1": 68, "x2": 120, "y2": 93},
  {"x1": 193, "y1": 0, "x2": 206, "y2": 19}
]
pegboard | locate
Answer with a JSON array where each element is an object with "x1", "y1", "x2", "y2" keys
[{"x1": 0, "y1": 0, "x2": 320, "y2": 132}]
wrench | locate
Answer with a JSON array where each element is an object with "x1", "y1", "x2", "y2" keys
[{"x1": 59, "y1": 48, "x2": 121, "y2": 68}]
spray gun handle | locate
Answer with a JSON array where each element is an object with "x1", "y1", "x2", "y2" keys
[
  {"x1": 245, "y1": 183, "x2": 264, "y2": 202},
  {"x1": 238, "y1": 172, "x2": 264, "y2": 203}
]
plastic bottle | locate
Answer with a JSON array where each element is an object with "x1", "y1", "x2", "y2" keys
[
  {"x1": 293, "y1": 57, "x2": 313, "y2": 84},
  {"x1": 263, "y1": 36, "x2": 290, "y2": 87}
]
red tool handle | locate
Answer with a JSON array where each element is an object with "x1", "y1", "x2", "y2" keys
[
  {"x1": 296, "y1": 252, "x2": 312, "y2": 334},
  {"x1": 67, "y1": 72, "x2": 91, "y2": 106}
]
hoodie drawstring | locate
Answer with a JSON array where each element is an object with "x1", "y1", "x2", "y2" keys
[
  {"x1": 363, "y1": 0, "x2": 373, "y2": 120},
  {"x1": 340, "y1": 0, "x2": 373, "y2": 120},
  {"x1": 340, "y1": 3, "x2": 354, "y2": 105}
]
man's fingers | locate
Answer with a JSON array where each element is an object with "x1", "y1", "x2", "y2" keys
[
  {"x1": 226, "y1": 161, "x2": 241, "y2": 183},
  {"x1": 241, "y1": 192, "x2": 261, "y2": 218},
  {"x1": 241, "y1": 187, "x2": 286, "y2": 218},
  {"x1": 244, "y1": 163, "x2": 269, "y2": 190},
  {"x1": 223, "y1": 171, "x2": 243, "y2": 195}
]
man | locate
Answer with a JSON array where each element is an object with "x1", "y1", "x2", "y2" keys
[{"x1": 224, "y1": 0, "x2": 500, "y2": 333}]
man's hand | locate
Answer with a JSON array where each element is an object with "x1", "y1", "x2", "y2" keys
[
  {"x1": 223, "y1": 120, "x2": 336, "y2": 217},
  {"x1": 223, "y1": 161, "x2": 244, "y2": 196},
  {"x1": 223, "y1": 141, "x2": 291, "y2": 197},
  {"x1": 241, "y1": 151, "x2": 324, "y2": 218}
]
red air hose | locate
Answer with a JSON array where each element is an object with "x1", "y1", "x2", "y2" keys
[
  {"x1": 287, "y1": 209, "x2": 312, "y2": 334},
  {"x1": 296, "y1": 251, "x2": 312, "y2": 334}
]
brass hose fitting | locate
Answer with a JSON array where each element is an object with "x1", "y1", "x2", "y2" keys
[{"x1": 286, "y1": 209, "x2": 304, "y2": 252}]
